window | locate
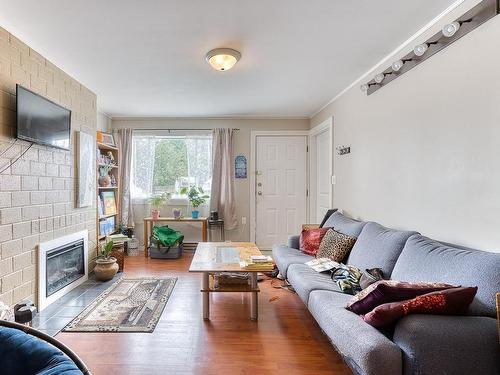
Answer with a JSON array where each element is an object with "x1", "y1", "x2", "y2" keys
[{"x1": 131, "y1": 132, "x2": 212, "y2": 199}]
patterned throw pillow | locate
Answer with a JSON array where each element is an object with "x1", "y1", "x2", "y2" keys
[
  {"x1": 316, "y1": 229, "x2": 357, "y2": 262},
  {"x1": 346, "y1": 280, "x2": 456, "y2": 315},
  {"x1": 362, "y1": 287, "x2": 478, "y2": 327},
  {"x1": 299, "y1": 227, "x2": 330, "y2": 256}
]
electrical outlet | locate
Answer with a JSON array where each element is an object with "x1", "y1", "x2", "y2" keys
[{"x1": 241, "y1": 217, "x2": 247, "y2": 225}]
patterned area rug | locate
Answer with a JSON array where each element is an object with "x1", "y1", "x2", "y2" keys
[{"x1": 63, "y1": 278, "x2": 177, "y2": 333}]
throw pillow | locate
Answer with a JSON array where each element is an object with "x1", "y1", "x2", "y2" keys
[
  {"x1": 346, "y1": 280, "x2": 456, "y2": 315},
  {"x1": 316, "y1": 228, "x2": 357, "y2": 262},
  {"x1": 362, "y1": 286, "x2": 478, "y2": 327},
  {"x1": 299, "y1": 227, "x2": 329, "y2": 256}
]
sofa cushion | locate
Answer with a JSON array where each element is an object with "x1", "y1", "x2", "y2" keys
[
  {"x1": 393, "y1": 315, "x2": 500, "y2": 375},
  {"x1": 322, "y1": 211, "x2": 366, "y2": 237},
  {"x1": 347, "y1": 280, "x2": 455, "y2": 315},
  {"x1": 316, "y1": 228, "x2": 357, "y2": 262},
  {"x1": 272, "y1": 244, "x2": 313, "y2": 279},
  {"x1": 363, "y1": 286, "x2": 478, "y2": 327},
  {"x1": 346, "y1": 222, "x2": 418, "y2": 278},
  {"x1": 308, "y1": 290, "x2": 402, "y2": 375},
  {"x1": 286, "y1": 263, "x2": 341, "y2": 305},
  {"x1": 299, "y1": 227, "x2": 329, "y2": 255},
  {"x1": 391, "y1": 235, "x2": 500, "y2": 317}
]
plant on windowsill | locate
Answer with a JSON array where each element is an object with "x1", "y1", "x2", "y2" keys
[
  {"x1": 180, "y1": 186, "x2": 209, "y2": 219},
  {"x1": 94, "y1": 240, "x2": 118, "y2": 282},
  {"x1": 147, "y1": 192, "x2": 170, "y2": 220}
]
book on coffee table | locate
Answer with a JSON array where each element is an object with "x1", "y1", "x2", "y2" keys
[{"x1": 306, "y1": 258, "x2": 340, "y2": 273}]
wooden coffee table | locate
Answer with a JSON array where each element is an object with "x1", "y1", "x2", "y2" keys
[{"x1": 189, "y1": 242, "x2": 271, "y2": 321}]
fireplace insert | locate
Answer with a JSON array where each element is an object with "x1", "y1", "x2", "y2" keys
[{"x1": 46, "y1": 239, "x2": 85, "y2": 297}]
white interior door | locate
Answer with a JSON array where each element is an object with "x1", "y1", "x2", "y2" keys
[
  {"x1": 309, "y1": 121, "x2": 333, "y2": 223},
  {"x1": 255, "y1": 136, "x2": 307, "y2": 249}
]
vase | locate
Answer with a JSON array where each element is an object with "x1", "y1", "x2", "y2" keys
[
  {"x1": 94, "y1": 257, "x2": 118, "y2": 281},
  {"x1": 191, "y1": 210, "x2": 199, "y2": 219},
  {"x1": 98, "y1": 175, "x2": 111, "y2": 187},
  {"x1": 172, "y1": 208, "x2": 182, "y2": 219},
  {"x1": 151, "y1": 209, "x2": 160, "y2": 220}
]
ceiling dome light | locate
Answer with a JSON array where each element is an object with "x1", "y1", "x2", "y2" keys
[
  {"x1": 413, "y1": 43, "x2": 428, "y2": 57},
  {"x1": 206, "y1": 48, "x2": 241, "y2": 71},
  {"x1": 374, "y1": 73, "x2": 385, "y2": 84},
  {"x1": 360, "y1": 84, "x2": 369, "y2": 92},
  {"x1": 391, "y1": 60, "x2": 404, "y2": 72},
  {"x1": 442, "y1": 21, "x2": 460, "y2": 37}
]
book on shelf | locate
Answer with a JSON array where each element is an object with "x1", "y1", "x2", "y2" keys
[
  {"x1": 100, "y1": 191, "x2": 117, "y2": 215},
  {"x1": 249, "y1": 255, "x2": 273, "y2": 263},
  {"x1": 99, "y1": 216, "x2": 116, "y2": 237},
  {"x1": 97, "y1": 196, "x2": 104, "y2": 217},
  {"x1": 239, "y1": 259, "x2": 274, "y2": 271},
  {"x1": 306, "y1": 258, "x2": 340, "y2": 273},
  {"x1": 107, "y1": 233, "x2": 129, "y2": 245}
]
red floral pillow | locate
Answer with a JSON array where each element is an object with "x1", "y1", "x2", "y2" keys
[
  {"x1": 346, "y1": 280, "x2": 456, "y2": 315},
  {"x1": 299, "y1": 227, "x2": 329, "y2": 256},
  {"x1": 362, "y1": 286, "x2": 477, "y2": 327}
]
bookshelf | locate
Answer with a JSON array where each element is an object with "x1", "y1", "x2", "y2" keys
[{"x1": 96, "y1": 136, "x2": 121, "y2": 244}]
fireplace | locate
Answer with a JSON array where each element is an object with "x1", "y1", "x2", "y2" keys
[{"x1": 38, "y1": 230, "x2": 89, "y2": 311}]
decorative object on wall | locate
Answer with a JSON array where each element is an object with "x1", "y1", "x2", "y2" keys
[
  {"x1": 100, "y1": 132, "x2": 115, "y2": 146},
  {"x1": 361, "y1": 0, "x2": 499, "y2": 95},
  {"x1": 77, "y1": 131, "x2": 94, "y2": 207},
  {"x1": 336, "y1": 146, "x2": 351, "y2": 156},
  {"x1": 235, "y1": 154, "x2": 247, "y2": 178}
]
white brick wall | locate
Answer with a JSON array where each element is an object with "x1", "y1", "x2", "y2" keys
[{"x1": 0, "y1": 26, "x2": 97, "y2": 307}]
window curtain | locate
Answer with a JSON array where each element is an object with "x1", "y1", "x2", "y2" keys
[
  {"x1": 210, "y1": 128, "x2": 237, "y2": 230},
  {"x1": 114, "y1": 128, "x2": 135, "y2": 228}
]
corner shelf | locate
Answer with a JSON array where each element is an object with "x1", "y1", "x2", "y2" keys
[{"x1": 96, "y1": 136, "x2": 121, "y2": 245}]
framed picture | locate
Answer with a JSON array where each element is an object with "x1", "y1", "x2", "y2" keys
[
  {"x1": 77, "y1": 131, "x2": 94, "y2": 207},
  {"x1": 101, "y1": 132, "x2": 115, "y2": 146},
  {"x1": 235, "y1": 154, "x2": 247, "y2": 179}
]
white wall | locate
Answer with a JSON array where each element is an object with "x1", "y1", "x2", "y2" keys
[
  {"x1": 97, "y1": 111, "x2": 111, "y2": 132},
  {"x1": 311, "y1": 0, "x2": 500, "y2": 252},
  {"x1": 112, "y1": 117, "x2": 309, "y2": 244}
]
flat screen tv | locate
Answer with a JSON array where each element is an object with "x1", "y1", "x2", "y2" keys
[{"x1": 16, "y1": 84, "x2": 71, "y2": 150}]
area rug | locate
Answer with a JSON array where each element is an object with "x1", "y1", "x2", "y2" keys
[{"x1": 63, "y1": 277, "x2": 177, "y2": 333}]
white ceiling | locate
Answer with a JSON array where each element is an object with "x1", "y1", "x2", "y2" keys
[{"x1": 0, "y1": 0, "x2": 457, "y2": 118}]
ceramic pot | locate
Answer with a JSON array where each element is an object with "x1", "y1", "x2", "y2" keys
[
  {"x1": 94, "y1": 257, "x2": 118, "y2": 281},
  {"x1": 151, "y1": 208, "x2": 160, "y2": 220},
  {"x1": 191, "y1": 210, "x2": 199, "y2": 219},
  {"x1": 172, "y1": 208, "x2": 182, "y2": 219},
  {"x1": 98, "y1": 175, "x2": 111, "y2": 187}
]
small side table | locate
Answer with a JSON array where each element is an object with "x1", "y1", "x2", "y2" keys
[{"x1": 208, "y1": 219, "x2": 225, "y2": 241}]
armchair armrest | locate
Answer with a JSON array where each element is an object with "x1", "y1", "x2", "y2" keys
[{"x1": 393, "y1": 314, "x2": 499, "y2": 375}]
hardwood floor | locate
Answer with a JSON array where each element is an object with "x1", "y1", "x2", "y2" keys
[{"x1": 57, "y1": 253, "x2": 352, "y2": 375}]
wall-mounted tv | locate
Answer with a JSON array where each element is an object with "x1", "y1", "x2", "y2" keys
[{"x1": 16, "y1": 84, "x2": 71, "y2": 150}]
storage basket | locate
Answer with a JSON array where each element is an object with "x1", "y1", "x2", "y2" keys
[
  {"x1": 110, "y1": 245, "x2": 125, "y2": 271},
  {"x1": 126, "y1": 237, "x2": 140, "y2": 256}
]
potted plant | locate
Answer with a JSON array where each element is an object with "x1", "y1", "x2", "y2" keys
[
  {"x1": 147, "y1": 192, "x2": 170, "y2": 220},
  {"x1": 98, "y1": 165, "x2": 113, "y2": 187},
  {"x1": 94, "y1": 240, "x2": 119, "y2": 281},
  {"x1": 180, "y1": 186, "x2": 209, "y2": 219}
]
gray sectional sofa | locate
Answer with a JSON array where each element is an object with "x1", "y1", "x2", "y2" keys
[{"x1": 272, "y1": 211, "x2": 500, "y2": 375}]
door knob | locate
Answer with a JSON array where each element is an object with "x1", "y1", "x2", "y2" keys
[
  {"x1": 257, "y1": 191, "x2": 262, "y2": 195},
  {"x1": 257, "y1": 182, "x2": 262, "y2": 187}
]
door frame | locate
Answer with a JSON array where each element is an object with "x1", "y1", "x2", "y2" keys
[
  {"x1": 308, "y1": 117, "x2": 333, "y2": 223},
  {"x1": 250, "y1": 131, "x2": 310, "y2": 244}
]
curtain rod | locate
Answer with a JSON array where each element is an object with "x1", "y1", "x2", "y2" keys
[{"x1": 132, "y1": 128, "x2": 240, "y2": 131}]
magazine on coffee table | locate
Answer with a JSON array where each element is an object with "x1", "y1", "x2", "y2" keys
[{"x1": 306, "y1": 258, "x2": 341, "y2": 273}]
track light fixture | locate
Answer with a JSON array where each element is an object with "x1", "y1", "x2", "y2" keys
[
  {"x1": 442, "y1": 18, "x2": 472, "y2": 37},
  {"x1": 374, "y1": 73, "x2": 385, "y2": 84},
  {"x1": 413, "y1": 41, "x2": 438, "y2": 57},
  {"x1": 359, "y1": 0, "x2": 497, "y2": 95}
]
